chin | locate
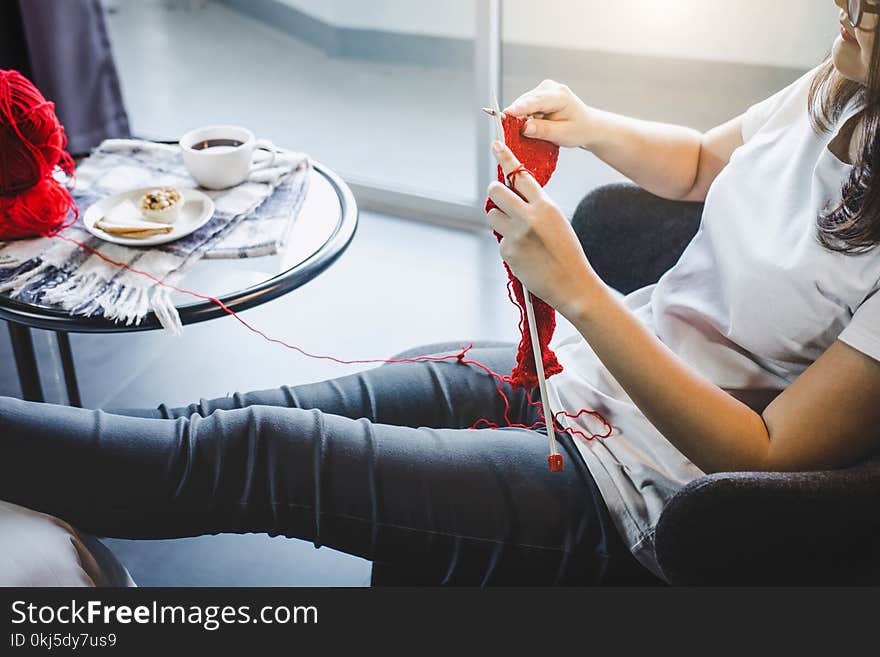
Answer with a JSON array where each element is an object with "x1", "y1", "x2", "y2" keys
[
  {"x1": 832, "y1": 47, "x2": 864, "y2": 83},
  {"x1": 832, "y1": 36, "x2": 871, "y2": 83}
]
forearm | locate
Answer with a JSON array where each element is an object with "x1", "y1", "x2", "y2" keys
[
  {"x1": 561, "y1": 282, "x2": 772, "y2": 473},
  {"x1": 584, "y1": 108, "x2": 703, "y2": 201}
]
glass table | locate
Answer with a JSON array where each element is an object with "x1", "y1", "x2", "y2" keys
[{"x1": 0, "y1": 162, "x2": 358, "y2": 406}]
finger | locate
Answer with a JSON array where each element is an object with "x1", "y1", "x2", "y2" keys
[
  {"x1": 498, "y1": 236, "x2": 515, "y2": 265},
  {"x1": 487, "y1": 179, "x2": 528, "y2": 218},
  {"x1": 486, "y1": 208, "x2": 512, "y2": 237},
  {"x1": 504, "y1": 90, "x2": 564, "y2": 118},
  {"x1": 491, "y1": 141, "x2": 542, "y2": 202},
  {"x1": 522, "y1": 117, "x2": 566, "y2": 142}
]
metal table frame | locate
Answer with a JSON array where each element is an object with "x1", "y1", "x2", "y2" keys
[{"x1": 0, "y1": 162, "x2": 357, "y2": 406}]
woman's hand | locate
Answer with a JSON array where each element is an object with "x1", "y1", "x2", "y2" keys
[
  {"x1": 504, "y1": 79, "x2": 596, "y2": 149},
  {"x1": 486, "y1": 140, "x2": 603, "y2": 320}
]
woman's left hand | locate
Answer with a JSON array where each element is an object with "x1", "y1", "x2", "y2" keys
[{"x1": 486, "y1": 140, "x2": 603, "y2": 320}]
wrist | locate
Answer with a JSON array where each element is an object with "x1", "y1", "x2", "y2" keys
[
  {"x1": 558, "y1": 272, "x2": 609, "y2": 324},
  {"x1": 579, "y1": 106, "x2": 605, "y2": 151}
]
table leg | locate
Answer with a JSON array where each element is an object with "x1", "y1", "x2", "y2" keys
[
  {"x1": 7, "y1": 322, "x2": 44, "y2": 402},
  {"x1": 55, "y1": 331, "x2": 82, "y2": 408}
]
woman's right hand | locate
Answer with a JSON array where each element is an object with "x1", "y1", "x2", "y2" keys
[{"x1": 504, "y1": 79, "x2": 596, "y2": 149}]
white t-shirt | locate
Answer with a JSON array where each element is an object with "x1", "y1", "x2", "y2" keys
[{"x1": 546, "y1": 65, "x2": 880, "y2": 580}]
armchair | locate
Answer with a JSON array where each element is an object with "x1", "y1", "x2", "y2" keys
[
  {"x1": 572, "y1": 183, "x2": 880, "y2": 586},
  {"x1": 369, "y1": 182, "x2": 880, "y2": 586}
]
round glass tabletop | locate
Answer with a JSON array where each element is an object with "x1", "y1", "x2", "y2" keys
[{"x1": 0, "y1": 162, "x2": 358, "y2": 333}]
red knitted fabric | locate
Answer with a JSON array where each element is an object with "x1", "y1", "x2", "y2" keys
[{"x1": 485, "y1": 114, "x2": 562, "y2": 390}]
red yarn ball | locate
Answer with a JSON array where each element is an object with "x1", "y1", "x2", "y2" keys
[
  {"x1": 0, "y1": 177, "x2": 75, "y2": 239},
  {"x1": 0, "y1": 68, "x2": 76, "y2": 239}
]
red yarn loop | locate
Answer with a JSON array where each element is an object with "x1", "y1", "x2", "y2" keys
[
  {"x1": 505, "y1": 163, "x2": 535, "y2": 189},
  {"x1": 0, "y1": 68, "x2": 77, "y2": 240}
]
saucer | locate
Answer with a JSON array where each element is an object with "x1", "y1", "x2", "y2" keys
[{"x1": 83, "y1": 187, "x2": 215, "y2": 247}]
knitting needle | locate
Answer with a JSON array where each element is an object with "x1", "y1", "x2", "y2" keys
[
  {"x1": 489, "y1": 96, "x2": 563, "y2": 472},
  {"x1": 482, "y1": 107, "x2": 589, "y2": 151}
]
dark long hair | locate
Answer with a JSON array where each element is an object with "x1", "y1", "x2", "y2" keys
[{"x1": 808, "y1": 40, "x2": 880, "y2": 253}]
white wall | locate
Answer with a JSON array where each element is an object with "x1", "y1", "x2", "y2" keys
[
  {"x1": 504, "y1": 0, "x2": 840, "y2": 69},
  {"x1": 275, "y1": 0, "x2": 475, "y2": 38},
  {"x1": 275, "y1": 0, "x2": 841, "y2": 69}
]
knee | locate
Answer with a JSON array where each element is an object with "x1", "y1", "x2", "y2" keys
[
  {"x1": 385, "y1": 341, "x2": 515, "y2": 363},
  {"x1": 385, "y1": 344, "x2": 453, "y2": 362},
  {"x1": 220, "y1": 406, "x2": 321, "y2": 464}
]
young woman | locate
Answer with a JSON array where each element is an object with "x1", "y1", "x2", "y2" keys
[{"x1": 2, "y1": 0, "x2": 879, "y2": 585}]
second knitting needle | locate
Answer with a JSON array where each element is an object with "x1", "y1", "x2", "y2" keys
[{"x1": 488, "y1": 97, "x2": 564, "y2": 472}]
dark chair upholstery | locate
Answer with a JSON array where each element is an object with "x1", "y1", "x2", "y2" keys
[
  {"x1": 572, "y1": 183, "x2": 880, "y2": 586},
  {"x1": 571, "y1": 182, "x2": 704, "y2": 294}
]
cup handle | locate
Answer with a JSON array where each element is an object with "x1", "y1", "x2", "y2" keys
[{"x1": 251, "y1": 138, "x2": 278, "y2": 171}]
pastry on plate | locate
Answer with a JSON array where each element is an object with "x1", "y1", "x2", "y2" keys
[
  {"x1": 139, "y1": 187, "x2": 183, "y2": 223},
  {"x1": 95, "y1": 218, "x2": 173, "y2": 238}
]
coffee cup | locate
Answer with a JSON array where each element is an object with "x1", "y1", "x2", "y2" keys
[{"x1": 180, "y1": 125, "x2": 278, "y2": 190}]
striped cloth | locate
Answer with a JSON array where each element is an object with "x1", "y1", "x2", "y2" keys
[{"x1": 0, "y1": 139, "x2": 310, "y2": 333}]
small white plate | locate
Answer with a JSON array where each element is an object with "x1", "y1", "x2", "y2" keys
[{"x1": 83, "y1": 187, "x2": 215, "y2": 247}]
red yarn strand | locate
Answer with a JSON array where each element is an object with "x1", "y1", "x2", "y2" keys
[
  {"x1": 505, "y1": 163, "x2": 535, "y2": 190},
  {"x1": 48, "y1": 231, "x2": 613, "y2": 441},
  {"x1": 0, "y1": 66, "x2": 613, "y2": 446}
]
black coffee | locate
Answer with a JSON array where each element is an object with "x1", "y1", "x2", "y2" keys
[{"x1": 191, "y1": 138, "x2": 244, "y2": 151}]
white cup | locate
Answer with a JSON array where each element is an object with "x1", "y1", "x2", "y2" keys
[{"x1": 180, "y1": 125, "x2": 278, "y2": 190}]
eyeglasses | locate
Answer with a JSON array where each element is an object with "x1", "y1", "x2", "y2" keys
[{"x1": 848, "y1": 0, "x2": 880, "y2": 28}]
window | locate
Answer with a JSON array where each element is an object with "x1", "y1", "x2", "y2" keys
[{"x1": 106, "y1": 0, "x2": 839, "y2": 224}]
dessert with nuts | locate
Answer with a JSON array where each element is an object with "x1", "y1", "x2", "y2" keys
[{"x1": 139, "y1": 187, "x2": 183, "y2": 223}]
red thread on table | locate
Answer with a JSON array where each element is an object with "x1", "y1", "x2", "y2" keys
[{"x1": 0, "y1": 67, "x2": 612, "y2": 445}]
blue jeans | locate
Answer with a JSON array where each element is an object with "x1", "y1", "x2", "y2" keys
[{"x1": 0, "y1": 342, "x2": 659, "y2": 585}]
